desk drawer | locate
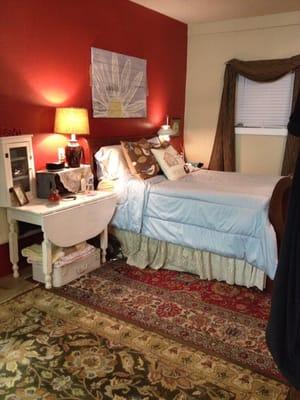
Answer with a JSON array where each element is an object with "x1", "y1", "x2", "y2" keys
[{"x1": 32, "y1": 248, "x2": 100, "y2": 287}]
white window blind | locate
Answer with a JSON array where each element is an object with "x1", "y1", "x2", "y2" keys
[{"x1": 235, "y1": 73, "x2": 294, "y2": 130}]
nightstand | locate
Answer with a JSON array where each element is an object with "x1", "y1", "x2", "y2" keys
[{"x1": 7, "y1": 191, "x2": 117, "y2": 289}]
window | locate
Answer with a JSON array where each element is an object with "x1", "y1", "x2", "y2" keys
[{"x1": 235, "y1": 73, "x2": 294, "y2": 136}]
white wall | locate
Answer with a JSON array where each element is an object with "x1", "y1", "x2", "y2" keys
[{"x1": 184, "y1": 11, "x2": 300, "y2": 175}]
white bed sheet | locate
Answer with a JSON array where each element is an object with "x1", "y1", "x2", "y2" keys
[{"x1": 111, "y1": 169, "x2": 280, "y2": 279}]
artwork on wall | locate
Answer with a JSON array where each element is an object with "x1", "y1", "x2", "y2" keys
[{"x1": 91, "y1": 47, "x2": 147, "y2": 118}]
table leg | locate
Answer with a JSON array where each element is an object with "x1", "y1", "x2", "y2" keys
[
  {"x1": 100, "y1": 227, "x2": 108, "y2": 264},
  {"x1": 7, "y1": 214, "x2": 19, "y2": 278},
  {"x1": 42, "y1": 235, "x2": 52, "y2": 289}
]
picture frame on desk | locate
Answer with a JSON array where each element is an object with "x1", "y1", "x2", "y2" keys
[
  {"x1": 171, "y1": 117, "x2": 181, "y2": 136},
  {"x1": 10, "y1": 185, "x2": 29, "y2": 206}
]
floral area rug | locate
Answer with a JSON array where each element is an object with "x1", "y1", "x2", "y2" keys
[
  {"x1": 57, "y1": 261, "x2": 283, "y2": 383},
  {"x1": 0, "y1": 288, "x2": 288, "y2": 399}
]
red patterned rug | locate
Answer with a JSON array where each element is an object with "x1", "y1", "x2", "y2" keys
[{"x1": 56, "y1": 261, "x2": 282, "y2": 382}]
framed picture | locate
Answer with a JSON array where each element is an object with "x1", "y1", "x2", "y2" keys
[
  {"x1": 11, "y1": 185, "x2": 29, "y2": 206},
  {"x1": 171, "y1": 117, "x2": 181, "y2": 136},
  {"x1": 91, "y1": 47, "x2": 147, "y2": 118}
]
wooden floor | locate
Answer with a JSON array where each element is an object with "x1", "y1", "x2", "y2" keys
[{"x1": 0, "y1": 266, "x2": 37, "y2": 304}]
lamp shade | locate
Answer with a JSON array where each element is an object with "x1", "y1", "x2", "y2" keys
[
  {"x1": 157, "y1": 124, "x2": 176, "y2": 137},
  {"x1": 54, "y1": 107, "x2": 90, "y2": 135},
  {"x1": 157, "y1": 116, "x2": 175, "y2": 140}
]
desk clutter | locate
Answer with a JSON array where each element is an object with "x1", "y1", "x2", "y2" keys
[
  {"x1": 0, "y1": 136, "x2": 95, "y2": 209},
  {"x1": 36, "y1": 164, "x2": 94, "y2": 199},
  {"x1": 22, "y1": 241, "x2": 100, "y2": 287},
  {"x1": 1, "y1": 135, "x2": 118, "y2": 288}
]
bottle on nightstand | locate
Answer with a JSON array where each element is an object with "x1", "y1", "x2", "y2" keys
[{"x1": 86, "y1": 174, "x2": 94, "y2": 192}]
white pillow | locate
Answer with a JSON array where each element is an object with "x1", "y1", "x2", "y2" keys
[
  {"x1": 94, "y1": 145, "x2": 129, "y2": 180},
  {"x1": 151, "y1": 145, "x2": 186, "y2": 181},
  {"x1": 147, "y1": 136, "x2": 161, "y2": 147}
]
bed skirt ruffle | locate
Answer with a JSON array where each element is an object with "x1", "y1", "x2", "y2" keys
[{"x1": 111, "y1": 228, "x2": 267, "y2": 290}]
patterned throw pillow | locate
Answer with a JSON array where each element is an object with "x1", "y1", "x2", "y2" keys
[
  {"x1": 120, "y1": 138, "x2": 160, "y2": 179},
  {"x1": 151, "y1": 145, "x2": 186, "y2": 180}
]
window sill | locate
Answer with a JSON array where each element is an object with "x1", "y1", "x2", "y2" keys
[{"x1": 235, "y1": 127, "x2": 287, "y2": 136}]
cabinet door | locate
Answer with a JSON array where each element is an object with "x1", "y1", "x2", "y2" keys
[{"x1": 5, "y1": 142, "x2": 35, "y2": 199}]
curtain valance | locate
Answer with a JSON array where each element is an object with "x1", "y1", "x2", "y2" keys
[{"x1": 209, "y1": 55, "x2": 300, "y2": 174}]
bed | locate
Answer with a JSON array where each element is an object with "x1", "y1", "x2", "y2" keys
[{"x1": 89, "y1": 135, "x2": 291, "y2": 291}]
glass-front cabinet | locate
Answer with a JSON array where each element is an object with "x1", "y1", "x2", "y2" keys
[
  {"x1": 10, "y1": 146, "x2": 31, "y2": 192},
  {"x1": 0, "y1": 135, "x2": 36, "y2": 207}
]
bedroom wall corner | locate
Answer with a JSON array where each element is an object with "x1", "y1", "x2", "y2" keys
[
  {"x1": 184, "y1": 11, "x2": 300, "y2": 174},
  {"x1": 0, "y1": 0, "x2": 187, "y2": 169},
  {"x1": 0, "y1": 0, "x2": 188, "y2": 276}
]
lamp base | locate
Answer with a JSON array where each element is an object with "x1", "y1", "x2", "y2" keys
[{"x1": 65, "y1": 141, "x2": 82, "y2": 168}]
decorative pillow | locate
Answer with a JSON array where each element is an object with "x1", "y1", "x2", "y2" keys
[
  {"x1": 147, "y1": 136, "x2": 161, "y2": 147},
  {"x1": 120, "y1": 138, "x2": 160, "y2": 179},
  {"x1": 151, "y1": 145, "x2": 186, "y2": 181},
  {"x1": 94, "y1": 145, "x2": 129, "y2": 180}
]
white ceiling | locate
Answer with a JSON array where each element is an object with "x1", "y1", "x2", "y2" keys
[{"x1": 131, "y1": 0, "x2": 300, "y2": 24}]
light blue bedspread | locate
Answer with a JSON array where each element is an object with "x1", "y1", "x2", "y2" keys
[{"x1": 111, "y1": 170, "x2": 280, "y2": 279}]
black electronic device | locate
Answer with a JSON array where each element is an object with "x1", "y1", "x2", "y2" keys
[
  {"x1": 46, "y1": 162, "x2": 65, "y2": 171},
  {"x1": 36, "y1": 170, "x2": 70, "y2": 198}
]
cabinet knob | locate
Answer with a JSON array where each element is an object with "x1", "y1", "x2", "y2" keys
[{"x1": 5, "y1": 153, "x2": 9, "y2": 158}]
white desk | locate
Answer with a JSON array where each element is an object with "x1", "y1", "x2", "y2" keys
[{"x1": 7, "y1": 191, "x2": 117, "y2": 289}]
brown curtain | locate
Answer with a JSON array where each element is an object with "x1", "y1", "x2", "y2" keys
[
  {"x1": 208, "y1": 55, "x2": 300, "y2": 174},
  {"x1": 282, "y1": 68, "x2": 300, "y2": 175}
]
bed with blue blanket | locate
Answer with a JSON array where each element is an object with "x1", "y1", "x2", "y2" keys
[{"x1": 91, "y1": 138, "x2": 291, "y2": 290}]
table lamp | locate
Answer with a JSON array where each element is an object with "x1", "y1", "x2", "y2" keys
[
  {"x1": 54, "y1": 107, "x2": 90, "y2": 168},
  {"x1": 157, "y1": 116, "x2": 175, "y2": 143}
]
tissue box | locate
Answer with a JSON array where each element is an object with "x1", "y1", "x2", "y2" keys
[{"x1": 32, "y1": 248, "x2": 100, "y2": 287}]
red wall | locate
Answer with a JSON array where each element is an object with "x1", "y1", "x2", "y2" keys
[{"x1": 0, "y1": 0, "x2": 187, "y2": 276}]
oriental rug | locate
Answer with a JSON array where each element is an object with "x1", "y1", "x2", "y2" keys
[
  {"x1": 0, "y1": 288, "x2": 288, "y2": 399},
  {"x1": 57, "y1": 261, "x2": 282, "y2": 382}
]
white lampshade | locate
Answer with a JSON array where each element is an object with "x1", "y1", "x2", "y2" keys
[
  {"x1": 157, "y1": 124, "x2": 175, "y2": 137},
  {"x1": 157, "y1": 116, "x2": 175, "y2": 142},
  {"x1": 54, "y1": 107, "x2": 90, "y2": 135}
]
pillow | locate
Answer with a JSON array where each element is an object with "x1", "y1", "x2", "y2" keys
[
  {"x1": 121, "y1": 138, "x2": 160, "y2": 179},
  {"x1": 94, "y1": 145, "x2": 129, "y2": 180},
  {"x1": 151, "y1": 145, "x2": 186, "y2": 181},
  {"x1": 147, "y1": 136, "x2": 161, "y2": 147}
]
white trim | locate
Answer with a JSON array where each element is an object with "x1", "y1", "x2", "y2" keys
[
  {"x1": 0, "y1": 134, "x2": 33, "y2": 144},
  {"x1": 235, "y1": 127, "x2": 288, "y2": 136},
  {"x1": 188, "y1": 11, "x2": 300, "y2": 36}
]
